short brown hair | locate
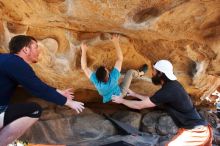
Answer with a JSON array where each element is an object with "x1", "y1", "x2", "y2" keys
[{"x1": 9, "y1": 35, "x2": 37, "y2": 54}]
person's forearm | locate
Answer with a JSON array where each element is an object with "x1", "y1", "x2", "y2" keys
[
  {"x1": 114, "y1": 42, "x2": 123, "y2": 61},
  {"x1": 65, "y1": 98, "x2": 71, "y2": 107},
  {"x1": 133, "y1": 93, "x2": 148, "y2": 100},
  {"x1": 122, "y1": 99, "x2": 143, "y2": 110},
  {"x1": 81, "y1": 50, "x2": 88, "y2": 70}
]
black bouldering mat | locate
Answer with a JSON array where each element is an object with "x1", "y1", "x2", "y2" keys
[{"x1": 101, "y1": 141, "x2": 134, "y2": 146}]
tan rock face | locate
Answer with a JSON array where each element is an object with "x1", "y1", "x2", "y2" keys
[{"x1": 0, "y1": 0, "x2": 219, "y2": 106}]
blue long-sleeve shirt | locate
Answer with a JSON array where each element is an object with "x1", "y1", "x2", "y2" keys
[{"x1": 0, "y1": 54, "x2": 67, "y2": 106}]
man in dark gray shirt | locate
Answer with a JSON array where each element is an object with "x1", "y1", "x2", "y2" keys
[{"x1": 113, "y1": 60, "x2": 212, "y2": 146}]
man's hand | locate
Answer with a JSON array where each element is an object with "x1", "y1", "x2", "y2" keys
[
  {"x1": 81, "y1": 43, "x2": 88, "y2": 52},
  {"x1": 126, "y1": 88, "x2": 149, "y2": 100},
  {"x1": 126, "y1": 89, "x2": 136, "y2": 97},
  {"x1": 110, "y1": 34, "x2": 120, "y2": 44},
  {"x1": 112, "y1": 95, "x2": 124, "y2": 104},
  {"x1": 65, "y1": 99, "x2": 85, "y2": 114},
  {"x1": 57, "y1": 88, "x2": 74, "y2": 100}
]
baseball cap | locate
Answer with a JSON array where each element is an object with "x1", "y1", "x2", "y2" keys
[{"x1": 153, "y1": 60, "x2": 177, "y2": 80}]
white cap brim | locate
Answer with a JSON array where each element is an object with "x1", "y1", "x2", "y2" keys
[{"x1": 164, "y1": 72, "x2": 177, "y2": 80}]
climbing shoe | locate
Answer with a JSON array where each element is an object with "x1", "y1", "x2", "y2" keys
[{"x1": 139, "y1": 64, "x2": 148, "y2": 74}]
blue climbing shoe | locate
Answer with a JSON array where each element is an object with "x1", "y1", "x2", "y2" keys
[{"x1": 139, "y1": 64, "x2": 148, "y2": 74}]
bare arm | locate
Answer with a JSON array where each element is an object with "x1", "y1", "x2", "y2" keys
[
  {"x1": 112, "y1": 96, "x2": 156, "y2": 110},
  {"x1": 111, "y1": 34, "x2": 123, "y2": 72},
  {"x1": 81, "y1": 43, "x2": 92, "y2": 78},
  {"x1": 126, "y1": 89, "x2": 147, "y2": 100}
]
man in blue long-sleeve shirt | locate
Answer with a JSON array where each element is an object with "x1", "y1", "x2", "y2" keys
[{"x1": 0, "y1": 35, "x2": 85, "y2": 145}]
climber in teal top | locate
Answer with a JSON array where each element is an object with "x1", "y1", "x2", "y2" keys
[
  {"x1": 90, "y1": 67, "x2": 121, "y2": 103},
  {"x1": 81, "y1": 34, "x2": 148, "y2": 103}
]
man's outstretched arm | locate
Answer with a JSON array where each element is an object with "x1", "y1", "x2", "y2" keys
[
  {"x1": 112, "y1": 34, "x2": 123, "y2": 72},
  {"x1": 126, "y1": 89, "x2": 148, "y2": 100},
  {"x1": 112, "y1": 96, "x2": 156, "y2": 110},
  {"x1": 81, "y1": 43, "x2": 92, "y2": 78}
]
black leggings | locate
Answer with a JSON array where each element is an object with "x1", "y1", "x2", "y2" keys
[{"x1": 3, "y1": 102, "x2": 42, "y2": 127}]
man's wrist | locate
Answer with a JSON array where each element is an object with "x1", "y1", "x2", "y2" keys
[
  {"x1": 132, "y1": 92, "x2": 137, "y2": 97},
  {"x1": 82, "y1": 50, "x2": 87, "y2": 54},
  {"x1": 121, "y1": 98, "x2": 126, "y2": 104},
  {"x1": 65, "y1": 98, "x2": 71, "y2": 106},
  {"x1": 56, "y1": 89, "x2": 61, "y2": 93}
]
